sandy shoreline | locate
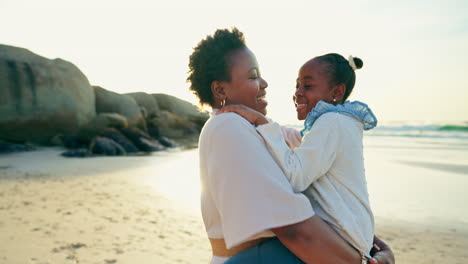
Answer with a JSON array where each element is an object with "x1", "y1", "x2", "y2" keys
[{"x1": 1, "y1": 148, "x2": 467, "y2": 264}]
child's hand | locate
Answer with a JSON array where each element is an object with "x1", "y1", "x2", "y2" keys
[
  {"x1": 217, "y1": 104, "x2": 269, "y2": 126},
  {"x1": 368, "y1": 237, "x2": 395, "y2": 264}
]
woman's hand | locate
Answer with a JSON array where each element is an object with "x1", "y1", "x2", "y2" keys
[
  {"x1": 368, "y1": 236, "x2": 395, "y2": 264},
  {"x1": 217, "y1": 104, "x2": 269, "y2": 126}
]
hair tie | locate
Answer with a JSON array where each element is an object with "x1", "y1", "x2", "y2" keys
[{"x1": 348, "y1": 55, "x2": 357, "y2": 70}]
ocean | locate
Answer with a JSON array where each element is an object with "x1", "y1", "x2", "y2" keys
[
  {"x1": 363, "y1": 122, "x2": 468, "y2": 232},
  {"x1": 149, "y1": 121, "x2": 468, "y2": 233}
]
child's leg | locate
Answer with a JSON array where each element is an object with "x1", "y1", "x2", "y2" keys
[{"x1": 225, "y1": 237, "x2": 305, "y2": 264}]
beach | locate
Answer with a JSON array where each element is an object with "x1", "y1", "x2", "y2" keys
[{"x1": 1, "y1": 132, "x2": 468, "y2": 264}]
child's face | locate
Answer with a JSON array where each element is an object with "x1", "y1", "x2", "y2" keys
[{"x1": 293, "y1": 60, "x2": 336, "y2": 120}]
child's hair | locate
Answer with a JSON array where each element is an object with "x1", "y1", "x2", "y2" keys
[
  {"x1": 314, "y1": 53, "x2": 364, "y2": 102},
  {"x1": 187, "y1": 27, "x2": 247, "y2": 107}
]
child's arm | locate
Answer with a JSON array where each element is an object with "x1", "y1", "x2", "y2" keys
[
  {"x1": 257, "y1": 113, "x2": 340, "y2": 192},
  {"x1": 217, "y1": 104, "x2": 269, "y2": 126},
  {"x1": 279, "y1": 126, "x2": 302, "y2": 149},
  {"x1": 217, "y1": 105, "x2": 340, "y2": 192},
  {"x1": 217, "y1": 104, "x2": 302, "y2": 149}
]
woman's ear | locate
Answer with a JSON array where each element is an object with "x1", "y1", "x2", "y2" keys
[{"x1": 211, "y1": 81, "x2": 226, "y2": 106}]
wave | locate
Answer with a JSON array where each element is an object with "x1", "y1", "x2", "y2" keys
[
  {"x1": 368, "y1": 124, "x2": 468, "y2": 140},
  {"x1": 286, "y1": 122, "x2": 468, "y2": 140},
  {"x1": 439, "y1": 125, "x2": 468, "y2": 132}
]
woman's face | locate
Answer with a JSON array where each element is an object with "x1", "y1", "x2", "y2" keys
[
  {"x1": 223, "y1": 48, "x2": 269, "y2": 115},
  {"x1": 294, "y1": 59, "x2": 335, "y2": 120}
]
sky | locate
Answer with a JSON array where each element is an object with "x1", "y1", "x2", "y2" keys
[{"x1": 1, "y1": 0, "x2": 467, "y2": 124}]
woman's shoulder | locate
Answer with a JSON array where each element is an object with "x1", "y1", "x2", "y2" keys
[
  {"x1": 201, "y1": 113, "x2": 256, "y2": 140},
  {"x1": 207, "y1": 112, "x2": 253, "y2": 128}
]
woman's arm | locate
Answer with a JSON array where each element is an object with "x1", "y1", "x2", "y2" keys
[{"x1": 272, "y1": 215, "x2": 361, "y2": 264}]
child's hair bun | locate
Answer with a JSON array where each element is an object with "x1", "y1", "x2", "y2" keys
[{"x1": 353, "y1": 57, "x2": 364, "y2": 70}]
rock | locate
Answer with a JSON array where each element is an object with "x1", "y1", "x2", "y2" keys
[
  {"x1": 148, "y1": 111, "x2": 199, "y2": 139},
  {"x1": 61, "y1": 148, "x2": 93, "y2": 158},
  {"x1": 0, "y1": 141, "x2": 35, "y2": 154},
  {"x1": 94, "y1": 86, "x2": 146, "y2": 130},
  {"x1": 139, "y1": 106, "x2": 148, "y2": 119},
  {"x1": 119, "y1": 127, "x2": 165, "y2": 152},
  {"x1": 89, "y1": 136, "x2": 126, "y2": 156},
  {"x1": 0, "y1": 44, "x2": 95, "y2": 143},
  {"x1": 158, "y1": 136, "x2": 178, "y2": 148},
  {"x1": 100, "y1": 128, "x2": 139, "y2": 153},
  {"x1": 139, "y1": 137, "x2": 165, "y2": 152},
  {"x1": 50, "y1": 135, "x2": 87, "y2": 149},
  {"x1": 152, "y1": 93, "x2": 208, "y2": 120},
  {"x1": 188, "y1": 114, "x2": 211, "y2": 130},
  {"x1": 126, "y1": 92, "x2": 160, "y2": 119},
  {"x1": 147, "y1": 126, "x2": 161, "y2": 139},
  {"x1": 79, "y1": 113, "x2": 128, "y2": 141}
]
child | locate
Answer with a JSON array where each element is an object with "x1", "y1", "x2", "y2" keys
[{"x1": 218, "y1": 53, "x2": 377, "y2": 262}]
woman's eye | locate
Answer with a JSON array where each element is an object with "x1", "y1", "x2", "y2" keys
[{"x1": 250, "y1": 76, "x2": 259, "y2": 80}]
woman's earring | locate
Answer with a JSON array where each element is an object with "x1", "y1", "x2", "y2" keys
[
  {"x1": 333, "y1": 98, "x2": 337, "y2": 103},
  {"x1": 221, "y1": 99, "x2": 226, "y2": 107}
]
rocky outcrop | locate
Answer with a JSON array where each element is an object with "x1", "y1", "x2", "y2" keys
[
  {"x1": 0, "y1": 44, "x2": 210, "y2": 157},
  {"x1": 94, "y1": 86, "x2": 146, "y2": 130},
  {"x1": 0, "y1": 44, "x2": 95, "y2": 143}
]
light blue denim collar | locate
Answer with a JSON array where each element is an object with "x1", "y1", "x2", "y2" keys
[{"x1": 301, "y1": 100, "x2": 378, "y2": 136}]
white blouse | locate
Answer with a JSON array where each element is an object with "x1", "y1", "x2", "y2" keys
[
  {"x1": 199, "y1": 112, "x2": 315, "y2": 264},
  {"x1": 257, "y1": 112, "x2": 375, "y2": 258}
]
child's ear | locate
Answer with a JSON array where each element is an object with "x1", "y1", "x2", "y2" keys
[
  {"x1": 211, "y1": 81, "x2": 227, "y2": 103},
  {"x1": 332, "y1": 84, "x2": 346, "y2": 102}
]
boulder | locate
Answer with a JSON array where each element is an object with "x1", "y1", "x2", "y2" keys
[
  {"x1": 50, "y1": 135, "x2": 87, "y2": 149},
  {"x1": 61, "y1": 148, "x2": 93, "y2": 158},
  {"x1": 78, "y1": 113, "x2": 128, "y2": 141},
  {"x1": 126, "y1": 92, "x2": 160, "y2": 119},
  {"x1": 0, "y1": 141, "x2": 35, "y2": 154},
  {"x1": 149, "y1": 111, "x2": 199, "y2": 139},
  {"x1": 89, "y1": 136, "x2": 126, "y2": 156},
  {"x1": 94, "y1": 86, "x2": 146, "y2": 130},
  {"x1": 158, "y1": 136, "x2": 178, "y2": 148},
  {"x1": 100, "y1": 128, "x2": 139, "y2": 153},
  {"x1": 0, "y1": 44, "x2": 96, "y2": 143},
  {"x1": 152, "y1": 93, "x2": 208, "y2": 121},
  {"x1": 120, "y1": 127, "x2": 165, "y2": 152}
]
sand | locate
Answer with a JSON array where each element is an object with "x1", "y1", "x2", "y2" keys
[{"x1": 1, "y1": 148, "x2": 467, "y2": 264}]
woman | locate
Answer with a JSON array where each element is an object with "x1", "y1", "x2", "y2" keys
[{"x1": 188, "y1": 28, "x2": 394, "y2": 264}]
